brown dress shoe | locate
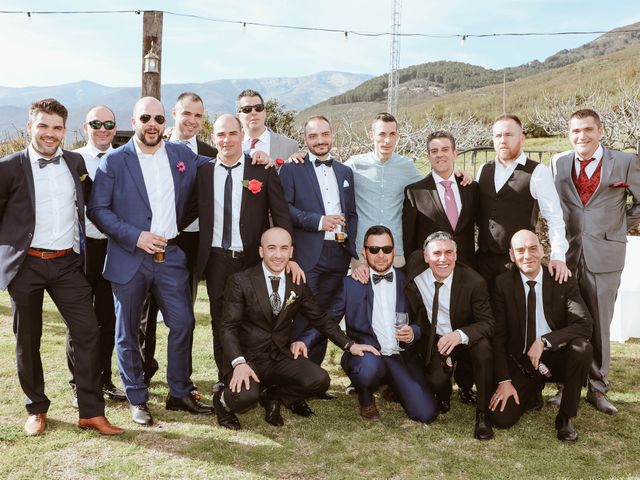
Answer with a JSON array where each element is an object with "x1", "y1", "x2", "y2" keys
[
  {"x1": 78, "y1": 416, "x2": 125, "y2": 435},
  {"x1": 359, "y1": 402, "x2": 380, "y2": 421},
  {"x1": 25, "y1": 413, "x2": 47, "y2": 436}
]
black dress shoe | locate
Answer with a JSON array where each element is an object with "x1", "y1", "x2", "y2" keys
[
  {"x1": 474, "y1": 411, "x2": 494, "y2": 440},
  {"x1": 317, "y1": 391, "x2": 335, "y2": 400},
  {"x1": 439, "y1": 399, "x2": 450, "y2": 414},
  {"x1": 458, "y1": 388, "x2": 476, "y2": 405},
  {"x1": 547, "y1": 384, "x2": 563, "y2": 407},
  {"x1": 555, "y1": 413, "x2": 578, "y2": 442},
  {"x1": 166, "y1": 395, "x2": 214, "y2": 414},
  {"x1": 130, "y1": 403, "x2": 153, "y2": 426},
  {"x1": 212, "y1": 391, "x2": 241, "y2": 430},
  {"x1": 289, "y1": 400, "x2": 315, "y2": 417},
  {"x1": 103, "y1": 382, "x2": 127, "y2": 401},
  {"x1": 586, "y1": 390, "x2": 618, "y2": 416},
  {"x1": 262, "y1": 398, "x2": 284, "y2": 426}
]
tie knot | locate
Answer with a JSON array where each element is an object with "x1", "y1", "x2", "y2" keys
[
  {"x1": 249, "y1": 138, "x2": 259, "y2": 149},
  {"x1": 579, "y1": 157, "x2": 595, "y2": 164},
  {"x1": 434, "y1": 281, "x2": 443, "y2": 290},
  {"x1": 314, "y1": 158, "x2": 333, "y2": 168},
  {"x1": 269, "y1": 275, "x2": 280, "y2": 291},
  {"x1": 97, "y1": 152, "x2": 106, "y2": 159},
  {"x1": 38, "y1": 156, "x2": 61, "y2": 169},
  {"x1": 372, "y1": 271, "x2": 394, "y2": 284},
  {"x1": 527, "y1": 280, "x2": 536, "y2": 289},
  {"x1": 440, "y1": 180, "x2": 452, "y2": 189},
  {"x1": 221, "y1": 162, "x2": 241, "y2": 174}
]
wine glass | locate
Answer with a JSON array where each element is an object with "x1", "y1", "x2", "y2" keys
[{"x1": 394, "y1": 312, "x2": 409, "y2": 352}]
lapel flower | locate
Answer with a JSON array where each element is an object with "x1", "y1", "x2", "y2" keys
[
  {"x1": 79, "y1": 173, "x2": 89, "y2": 182},
  {"x1": 276, "y1": 158, "x2": 285, "y2": 166},
  {"x1": 609, "y1": 181, "x2": 630, "y2": 189},
  {"x1": 285, "y1": 290, "x2": 297, "y2": 307},
  {"x1": 242, "y1": 179, "x2": 263, "y2": 194},
  {"x1": 176, "y1": 161, "x2": 186, "y2": 173}
]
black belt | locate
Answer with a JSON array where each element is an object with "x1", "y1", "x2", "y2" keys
[
  {"x1": 211, "y1": 247, "x2": 243, "y2": 259},
  {"x1": 86, "y1": 237, "x2": 108, "y2": 244},
  {"x1": 166, "y1": 237, "x2": 179, "y2": 246}
]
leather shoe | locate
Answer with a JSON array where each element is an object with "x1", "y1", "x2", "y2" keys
[
  {"x1": 474, "y1": 411, "x2": 494, "y2": 440},
  {"x1": 439, "y1": 399, "x2": 451, "y2": 414},
  {"x1": 24, "y1": 413, "x2": 47, "y2": 436},
  {"x1": 458, "y1": 388, "x2": 477, "y2": 405},
  {"x1": 359, "y1": 401, "x2": 380, "y2": 421},
  {"x1": 102, "y1": 382, "x2": 127, "y2": 401},
  {"x1": 78, "y1": 416, "x2": 125, "y2": 435},
  {"x1": 586, "y1": 390, "x2": 618, "y2": 415},
  {"x1": 212, "y1": 391, "x2": 241, "y2": 430},
  {"x1": 547, "y1": 384, "x2": 563, "y2": 407},
  {"x1": 260, "y1": 394, "x2": 284, "y2": 427},
  {"x1": 555, "y1": 413, "x2": 578, "y2": 442},
  {"x1": 130, "y1": 403, "x2": 153, "y2": 426},
  {"x1": 166, "y1": 395, "x2": 214, "y2": 415},
  {"x1": 289, "y1": 400, "x2": 315, "y2": 417},
  {"x1": 317, "y1": 391, "x2": 335, "y2": 400}
]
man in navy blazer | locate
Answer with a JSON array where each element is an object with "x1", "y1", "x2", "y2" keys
[
  {"x1": 280, "y1": 116, "x2": 358, "y2": 367},
  {"x1": 88, "y1": 97, "x2": 213, "y2": 426}
]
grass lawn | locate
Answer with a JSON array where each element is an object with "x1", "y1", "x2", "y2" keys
[{"x1": 1, "y1": 287, "x2": 639, "y2": 479}]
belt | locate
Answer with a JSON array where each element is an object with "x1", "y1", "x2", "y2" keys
[
  {"x1": 27, "y1": 247, "x2": 73, "y2": 260},
  {"x1": 86, "y1": 237, "x2": 108, "y2": 244},
  {"x1": 210, "y1": 247, "x2": 244, "y2": 259},
  {"x1": 166, "y1": 237, "x2": 179, "y2": 246}
]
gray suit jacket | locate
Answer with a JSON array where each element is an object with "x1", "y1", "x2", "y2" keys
[
  {"x1": 554, "y1": 147, "x2": 640, "y2": 273},
  {"x1": 269, "y1": 131, "x2": 299, "y2": 160}
]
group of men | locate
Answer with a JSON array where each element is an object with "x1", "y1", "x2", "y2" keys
[{"x1": 0, "y1": 87, "x2": 638, "y2": 444}]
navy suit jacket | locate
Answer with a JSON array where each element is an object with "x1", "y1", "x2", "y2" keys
[
  {"x1": 279, "y1": 155, "x2": 358, "y2": 271},
  {"x1": 87, "y1": 139, "x2": 209, "y2": 284}
]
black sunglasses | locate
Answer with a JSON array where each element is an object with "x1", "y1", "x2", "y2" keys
[
  {"x1": 238, "y1": 104, "x2": 265, "y2": 114},
  {"x1": 88, "y1": 120, "x2": 116, "y2": 130},
  {"x1": 139, "y1": 114, "x2": 166, "y2": 125},
  {"x1": 365, "y1": 245, "x2": 394, "y2": 254}
]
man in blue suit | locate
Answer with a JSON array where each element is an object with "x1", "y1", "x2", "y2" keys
[
  {"x1": 279, "y1": 116, "x2": 358, "y2": 369},
  {"x1": 88, "y1": 97, "x2": 213, "y2": 426},
  {"x1": 328, "y1": 225, "x2": 438, "y2": 422}
]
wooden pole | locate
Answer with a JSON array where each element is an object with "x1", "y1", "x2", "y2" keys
[{"x1": 141, "y1": 10, "x2": 163, "y2": 100}]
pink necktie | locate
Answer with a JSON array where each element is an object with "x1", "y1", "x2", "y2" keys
[
  {"x1": 250, "y1": 138, "x2": 259, "y2": 149},
  {"x1": 441, "y1": 180, "x2": 459, "y2": 230}
]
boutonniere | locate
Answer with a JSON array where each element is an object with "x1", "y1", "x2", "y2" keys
[
  {"x1": 285, "y1": 290, "x2": 297, "y2": 307},
  {"x1": 79, "y1": 173, "x2": 89, "y2": 182},
  {"x1": 275, "y1": 158, "x2": 285, "y2": 166},
  {"x1": 176, "y1": 161, "x2": 186, "y2": 173},
  {"x1": 242, "y1": 179, "x2": 263, "y2": 194},
  {"x1": 609, "y1": 181, "x2": 630, "y2": 189}
]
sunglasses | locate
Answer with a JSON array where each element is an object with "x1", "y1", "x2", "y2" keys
[
  {"x1": 88, "y1": 120, "x2": 116, "y2": 130},
  {"x1": 139, "y1": 114, "x2": 166, "y2": 125},
  {"x1": 238, "y1": 104, "x2": 265, "y2": 114},
  {"x1": 365, "y1": 245, "x2": 394, "y2": 254}
]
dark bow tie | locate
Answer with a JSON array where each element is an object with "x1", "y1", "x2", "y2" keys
[
  {"x1": 314, "y1": 158, "x2": 333, "y2": 168},
  {"x1": 38, "y1": 156, "x2": 61, "y2": 169},
  {"x1": 372, "y1": 271, "x2": 394, "y2": 284}
]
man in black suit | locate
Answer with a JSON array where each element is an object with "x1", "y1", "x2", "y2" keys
[
  {"x1": 490, "y1": 230, "x2": 593, "y2": 442},
  {"x1": 184, "y1": 114, "x2": 299, "y2": 391},
  {"x1": 0, "y1": 98, "x2": 123, "y2": 436},
  {"x1": 403, "y1": 131, "x2": 478, "y2": 268},
  {"x1": 405, "y1": 231, "x2": 494, "y2": 440},
  {"x1": 213, "y1": 227, "x2": 378, "y2": 430}
]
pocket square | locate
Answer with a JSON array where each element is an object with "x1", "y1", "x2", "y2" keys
[
  {"x1": 609, "y1": 181, "x2": 630, "y2": 188},
  {"x1": 343, "y1": 179, "x2": 350, "y2": 188}
]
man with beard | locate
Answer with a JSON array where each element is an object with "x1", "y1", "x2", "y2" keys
[{"x1": 88, "y1": 97, "x2": 213, "y2": 426}]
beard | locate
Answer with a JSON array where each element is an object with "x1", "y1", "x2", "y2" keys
[{"x1": 136, "y1": 127, "x2": 163, "y2": 147}]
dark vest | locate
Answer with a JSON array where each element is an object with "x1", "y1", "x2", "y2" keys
[{"x1": 477, "y1": 159, "x2": 539, "y2": 254}]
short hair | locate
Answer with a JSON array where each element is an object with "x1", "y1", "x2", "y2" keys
[
  {"x1": 494, "y1": 113, "x2": 522, "y2": 129},
  {"x1": 570, "y1": 108, "x2": 601, "y2": 127},
  {"x1": 364, "y1": 225, "x2": 394, "y2": 247},
  {"x1": 176, "y1": 92, "x2": 204, "y2": 105},
  {"x1": 303, "y1": 115, "x2": 331, "y2": 134},
  {"x1": 236, "y1": 89, "x2": 264, "y2": 109},
  {"x1": 427, "y1": 130, "x2": 456, "y2": 151},
  {"x1": 423, "y1": 231, "x2": 457, "y2": 251},
  {"x1": 372, "y1": 112, "x2": 397, "y2": 129},
  {"x1": 30, "y1": 98, "x2": 68, "y2": 125},
  {"x1": 85, "y1": 105, "x2": 116, "y2": 123},
  {"x1": 214, "y1": 114, "x2": 242, "y2": 131}
]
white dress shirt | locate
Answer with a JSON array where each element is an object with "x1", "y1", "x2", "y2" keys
[
  {"x1": 432, "y1": 171, "x2": 462, "y2": 213},
  {"x1": 211, "y1": 155, "x2": 244, "y2": 251},
  {"x1": 310, "y1": 153, "x2": 344, "y2": 240},
  {"x1": 476, "y1": 152, "x2": 569, "y2": 262},
  {"x1": 169, "y1": 132, "x2": 199, "y2": 232},
  {"x1": 29, "y1": 144, "x2": 78, "y2": 251},
  {"x1": 573, "y1": 144, "x2": 604, "y2": 180},
  {"x1": 520, "y1": 269, "x2": 551, "y2": 353},
  {"x1": 133, "y1": 139, "x2": 178, "y2": 240},
  {"x1": 370, "y1": 267, "x2": 399, "y2": 355},
  {"x1": 243, "y1": 128, "x2": 271, "y2": 157}
]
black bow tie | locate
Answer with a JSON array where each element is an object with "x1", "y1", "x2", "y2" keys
[
  {"x1": 314, "y1": 159, "x2": 333, "y2": 168},
  {"x1": 38, "y1": 156, "x2": 61, "y2": 169},
  {"x1": 372, "y1": 271, "x2": 394, "y2": 284}
]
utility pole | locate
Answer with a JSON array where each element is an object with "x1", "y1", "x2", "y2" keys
[
  {"x1": 387, "y1": 0, "x2": 401, "y2": 115},
  {"x1": 141, "y1": 10, "x2": 163, "y2": 100}
]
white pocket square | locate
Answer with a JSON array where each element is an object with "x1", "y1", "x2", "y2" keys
[{"x1": 343, "y1": 180, "x2": 350, "y2": 188}]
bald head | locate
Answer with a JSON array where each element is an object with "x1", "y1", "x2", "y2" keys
[
  {"x1": 259, "y1": 227, "x2": 293, "y2": 275},
  {"x1": 84, "y1": 105, "x2": 116, "y2": 151},
  {"x1": 509, "y1": 229, "x2": 543, "y2": 279},
  {"x1": 133, "y1": 96, "x2": 164, "y2": 117},
  {"x1": 131, "y1": 96, "x2": 166, "y2": 152},
  {"x1": 212, "y1": 113, "x2": 244, "y2": 164}
]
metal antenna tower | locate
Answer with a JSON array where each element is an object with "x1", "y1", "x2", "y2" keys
[{"x1": 387, "y1": 0, "x2": 401, "y2": 115}]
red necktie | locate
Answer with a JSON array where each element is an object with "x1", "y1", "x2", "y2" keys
[
  {"x1": 575, "y1": 158, "x2": 597, "y2": 205},
  {"x1": 249, "y1": 138, "x2": 259, "y2": 149}
]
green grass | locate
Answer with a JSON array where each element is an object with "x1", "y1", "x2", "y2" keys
[{"x1": 1, "y1": 288, "x2": 639, "y2": 479}]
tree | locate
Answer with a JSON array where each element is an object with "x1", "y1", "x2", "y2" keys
[{"x1": 265, "y1": 98, "x2": 298, "y2": 139}]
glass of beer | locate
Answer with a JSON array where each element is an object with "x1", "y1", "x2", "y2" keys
[
  {"x1": 153, "y1": 232, "x2": 166, "y2": 263},
  {"x1": 334, "y1": 222, "x2": 346, "y2": 243}
]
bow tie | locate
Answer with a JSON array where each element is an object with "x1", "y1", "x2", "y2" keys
[
  {"x1": 372, "y1": 271, "x2": 394, "y2": 284},
  {"x1": 38, "y1": 156, "x2": 61, "y2": 169},
  {"x1": 314, "y1": 159, "x2": 333, "y2": 168}
]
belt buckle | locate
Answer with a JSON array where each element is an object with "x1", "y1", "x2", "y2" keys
[
  {"x1": 230, "y1": 250, "x2": 240, "y2": 259},
  {"x1": 38, "y1": 250, "x2": 47, "y2": 259}
]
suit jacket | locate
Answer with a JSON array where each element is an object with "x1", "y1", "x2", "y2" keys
[
  {"x1": 0, "y1": 149, "x2": 89, "y2": 290},
  {"x1": 403, "y1": 174, "x2": 478, "y2": 267},
  {"x1": 554, "y1": 147, "x2": 640, "y2": 273},
  {"x1": 88, "y1": 139, "x2": 210, "y2": 284},
  {"x1": 220, "y1": 263, "x2": 351, "y2": 377},
  {"x1": 492, "y1": 267, "x2": 593, "y2": 382},
  {"x1": 269, "y1": 131, "x2": 299, "y2": 161},
  {"x1": 405, "y1": 250, "x2": 494, "y2": 364},
  {"x1": 196, "y1": 139, "x2": 217, "y2": 158},
  {"x1": 279, "y1": 155, "x2": 358, "y2": 270},
  {"x1": 186, "y1": 155, "x2": 293, "y2": 278}
]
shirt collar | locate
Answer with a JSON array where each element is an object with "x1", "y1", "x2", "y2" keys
[
  {"x1": 309, "y1": 152, "x2": 333, "y2": 163},
  {"x1": 426, "y1": 267, "x2": 454, "y2": 288},
  {"x1": 86, "y1": 142, "x2": 114, "y2": 158},
  {"x1": 169, "y1": 131, "x2": 197, "y2": 150},
  {"x1": 519, "y1": 268, "x2": 543, "y2": 288},
  {"x1": 262, "y1": 263, "x2": 285, "y2": 283},
  {"x1": 495, "y1": 151, "x2": 527, "y2": 168},
  {"x1": 133, "y1": 137, "x2": 165, "y2": 157},
  {"x1": 28, "y1": 144, "x2": 63, "y2": 164},
  {"x1": 215, "y1": 154, "x2": 244, "y2": 169},
  {"x1": 575, "y1": 144, "x2": 603, "y2": 163},
  {"x1": 432, "y1": 170, "x2": 456, "y2": 184}
]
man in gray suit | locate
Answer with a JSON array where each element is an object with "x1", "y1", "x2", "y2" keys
[{"x1": 552, "y1": 108, "x2": 640, "y2": 415}]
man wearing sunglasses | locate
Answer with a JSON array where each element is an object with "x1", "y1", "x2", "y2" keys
[{"x1": 88, "y1": 96, "x2": 214, "y2": 426}]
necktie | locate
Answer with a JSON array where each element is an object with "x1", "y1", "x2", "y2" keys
[
  {"x1": 576, "y1": 158, "x2": 597, "y2": 205},
  {"x1": 249, "y1": 138, "x2": 259, "y2": 150},
  {"x1": 38, "y1": 156, "x2": 60, "y2": 169},
  {"x1": 426, "y1": 281, "x2": 443, "y2": 364},
  {"x1": 269, "y1": 275, "x2": 282, "y2": 315},
  {"x1": 314, "y1": 159, "x2": 333, "y2": 168},
  {"x1": 221, "y1": 163, "x2": 240, "y2": 249},
  {"x1": 97, "y1": 152, "x2": 106, "y2": 159},
  {"x1": 372, "y1": 271, "x2": 394, "y2": 284},
  {"x1": 525, "y1": 280, "x2": 537, "y2": 353},
  {"x1": 440, "y1": 180, "x2": 459, "y2": 230}
]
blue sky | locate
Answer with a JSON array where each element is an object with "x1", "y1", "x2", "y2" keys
[{"x1": 0, "y1": 0, "x2": 638, "y2": 88}]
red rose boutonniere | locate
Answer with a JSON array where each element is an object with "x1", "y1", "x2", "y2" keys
[
  {"x1": 242, "y1": 179, "x2": 263, "y2": 194},
  {"x1": 176, "y1": 161, "x2": 186, "y2": 173},
  {"x1": 609, "y1": 181, "x2": 630, "y2": 189},
  {"x1": 276, "y1": 158, "x2": 285, "y2": 166}
]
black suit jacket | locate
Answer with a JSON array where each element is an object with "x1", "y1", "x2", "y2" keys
[
  {"x1": 196, "y1": 139, "x2": 217, "y2": 158},
  {"x1": 0, "y1": 149, "x2": 90, "y2": 289},
  {"x1": 403, "y1": 174, "x2": 478, "y2": 267},
  {"x1": 185, "y1": 155, "x2": 293, "y2": 278},
  {"x1": 220, "y1": 264, "x2": 351, "y2": 377},
  {"x1": 492, "y1": 267, "x2": 593, "y2": 382},
  {"x1": 405, "y1": 250, "x2": 494, "y2": 365}
]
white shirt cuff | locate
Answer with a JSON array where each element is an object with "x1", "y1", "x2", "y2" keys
[
  {"x1": 318, "y1": 216, "x2": 324, "y2": 231},
  {"x1": 456, "y1": 329, "x2": 469, "y2": 345},
  {"x1": 231, "y1": 356, "x2": 246, "y2": 368}
]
